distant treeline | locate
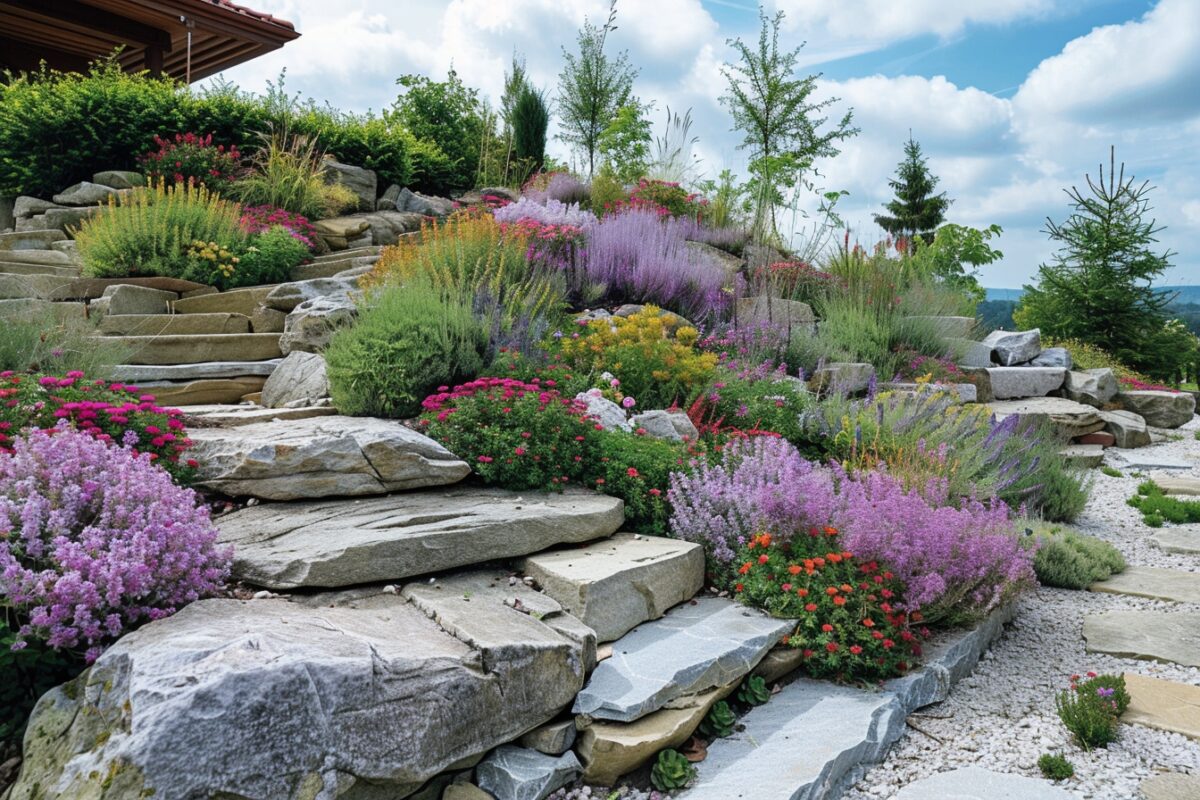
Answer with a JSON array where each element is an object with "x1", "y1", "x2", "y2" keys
[{"x1": 979, "y1": 298, "x2": 1200, "y2": 336}]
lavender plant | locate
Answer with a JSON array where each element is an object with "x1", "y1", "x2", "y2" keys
[
  {"x1": 493, "y1": 196, "x2": 598, "y2": 229},
  {"x1": 0, "y1": 426, "x2": 230, "y2": 662}
]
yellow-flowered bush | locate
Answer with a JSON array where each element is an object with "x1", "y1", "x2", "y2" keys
[{"x1": 554, "y1": 305, "x2": 717, "y2": 409}]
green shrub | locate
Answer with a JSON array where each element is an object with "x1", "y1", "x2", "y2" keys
[
  {"x1": 687, "y1": 367, "x2": 808, "y2": 443},
  {"x1": 235, "y1": 226, "x2": 311, "y2": 285},
  {"x1": 588, "y1": 171, "x2": 627, "y2": 213},
  {"x1": 1056, "y1": 672, "x2": 1127, "y2": 750},
  {"x1": 1029, "y1": 524, "x2": 1126, "y2": 589},
  {"x1": 326, "y1": 281, "x2": 486, "y2": 418},
  {"x1": 1128, "y1": 481, "x2": 1200, "y2": 526},
  {"x1": 1037, "y1": 753, "x2": 1075, "y2": 780},
  {"x1": 290, "y1": 107, "x2": 413, "y2": 189},
  {"x1": 588, "y1": 431, "x2": 686, "y2": 535},
  {"x1": 75, "y1": 182, "x2": 250, "y2": 288}
]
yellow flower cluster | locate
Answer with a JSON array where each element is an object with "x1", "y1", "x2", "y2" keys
[{"x1": 187, "y1": 239, "x2": 239, "y2": 279}]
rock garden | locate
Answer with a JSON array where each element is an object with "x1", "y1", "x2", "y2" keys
[{"x1": 1, "y1": 47, "x2": 1199, "y2": 800}]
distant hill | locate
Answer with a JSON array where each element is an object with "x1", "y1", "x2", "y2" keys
[
  {"x1": 981, "y1": 285, "x2": 1200, "y2": 335},
  {"x1": 985, "y1": 288, "x2": 1024, "y2": 302},
  {"x1": 984, "y1": 286, "x2": 1200, "y2": 303}
]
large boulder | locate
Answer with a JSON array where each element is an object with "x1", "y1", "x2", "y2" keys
[
  {"x1": 319, "y1": 211, "x2": 424, "y2": 248},
  {"x1": 985, "y1": 367, "x2": 1065, "y2": 399},
  {"x1": 217, "y1": 487, "x2": 624, "y2": 589},
  {"x1": 92, "y1": 170, "x2": 144, "y2": 189},
  {"x1": 1029, "y1": 347, "x2": 1073, "y2": 369},
  {"x1": 260, "y1": 351, "x2": 330, "y2": 408},
  {"x1": 393, "y1": 187, "x2": 455, "y2": 217},
  {"x1": 987, "y1": 398, "x2": 1106, "y2": 439},
  {"x1": 5, "y1": 591, "x2": 588, "y2": 800},
  {"x1": 735, "y1": 295, "x2": 816, "y2": 335},
  {"x1": 576, "y1": 389, "x2": 630, "y2": 432},
  {"x1": 188, "y1": 415, "x2": 470, "y2": 500},
  {"x1": 281, "y1": 294, "x2": 359, "y2": 355},
  {"x1": 1116, "y1": 391, "x2": 1196, "y2": 429},
  {"x1": 1064, "y1": 368, "x2": 1118, "y2": 407},
  {"x1": 1099, "y1": 409, "x2": 1151, "y2": 449},
  {"x1": 981, "y1": 328, "x2": 1041, "y2": 366},
  {"x1": 265, "y1": 276, "x2": 360, "y2": 313},
  {"x1": 322, "y1": 159, "x2": 377, "y2": 212},
  {"x1": 12, "y1": 196, "x2": 64, "y2": 219},
  {"x1": 629, "y1": 409, "x2": 698, "y2": 442},
  {"x1": 51, "y1": 180, "x2": 119, "y2": 206},
  {"x1": 810, "y1": 362, "x2": 876, "y2": 395}
]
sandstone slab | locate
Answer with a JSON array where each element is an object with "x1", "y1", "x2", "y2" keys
[
  {"x1": 1060, "y1": 444, "x2": 1104, "y2": 468},
  {"x1": 1123, "y1": 673, "x2": 1200, "y2": 741},
  {"x1": 62, "y1": 275, "x2": 208, "y2": 299},
  {"x1": 1065, "y1": 368, "x2": 1118, "y2": 407},
  {"x1": 218, "y1": 487, "x2": 624, "y2": 589},
  {"x1": 1117, "y1": 391, "x2": 1197, "y2": 429},
  {"x1": 281, "y1": 294, "x2": 358, "y2": 354},
  {"x1": 986, "y1": 367, "x2": 1066, "y2": 399},
  {"x1": 112, "y1": 333, "x2": 282, "y2": 364},
  {"x1": 1153, "y1": 475, "x2": 1200, "y2": 495},
  {"x1": 0, "y1": 229, "x2": 67, "y2": 250},
  {"x1": 135, "y1": 376, "x2": 267, "y2": 406},
  {"x1": 172, "y1": 285, "x2": 274, "y2": 316},
  {"x1": 1149, "y1": 528, "x2": 1200, "y2": 556},
  {"x1": 1141, "y1": 772, "x2": 1200, "y2": 800},
  {"x1": 475, "y1": 746, "x2": 581, "y2": 800},
  {"x1": 1090, "y1": 566, "x2": 1200, "y2": 604},
  {"x1": 0, "y1": 248, "x2": 73, "y2": 266},
  {"x1": 180, "y1": 403, "x2": 337, "y2": 427},
  {"x1": 190, "y1": 415, "x2": 469, "y2": 500},
  {"x1": 4, "y1": 592, "x2": 585, "y2": 800},
  {"x1": 250, "y1": 305, "x2": 287, "y2": 333},
  {"x1": 1100, "y1": 409, "x2": 1151, "y2": 448},
  {"x1": 982, "y1": 328, "x2": 1042, "y2": 366},
  {"x1": 893, "y1": 767, "x2": 1073, "y2": 800},
  {"x1": 988, "y1": 397, "x2": 1104, "y2": 438},
  {"x1": 0, "y1": 261, "x2": 78, "y2": 277},
  {"x1": 98, "y1": 283, "x2": 177, "y2": 315},
  {"x1": 99, "y1": 312, "x2": 250, "y2": 336},
  {"x1": 1084, "y1": 611, "x2": 1200, "y2": 667},
  {"x1": 572, "y1": 598, "x2": 792, "y2": 723},
  {"x1": 108, "y1": 359, "x2": 281, "y2": 382},
  {"x1": 261, "y1": 351, "x2": 329, "y2": 408},
  {"x1": 522, "y1": 534, "x2": 704, "y2": 642}
]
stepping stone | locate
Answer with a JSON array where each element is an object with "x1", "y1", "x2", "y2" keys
[
  {"x1": 109, "y1": 360, "x2": 282, "y2": 382},
  {"x1": 572, "y1": 597, "x2": 792, "y2": 723},
  {"x1": 136, "y1": 377, "x2": 267, "y2": 407},
  {"x1": 290, "y1": 255, "x2": 377, "y2": 281},
  {"x1": 1151, "y1": 475, "x2": 1200, "y2": 496},
  {"x1": 99, "y1": 313, "x2": 251, "y2": 336},
  {"x1": 1060, "y1": 444, "x2": 1104, "y2": 468},
  {"x1": 189, "y1": 416, "x2": 471, "y2": 500},
  {"x1": 1123, "y1": 673, "x2": 1200, "y2": 741},
  {"x1": 172, "y1": 285, "x2": 275, "y2": 316},
  {"x1": 4, "y1": 591, "x2": 587, "y2": 800},
  {"x1": 179, "y1": 403, "x2": 337, "y2": 428},
  {"x1": 1149, "y1": 528, "x2": 1200, "y2": 555},
  {"x1": 1110, "y1": 451, "x2": 1195, "y2": 471},
  {"x1": 521, "y1": 534, "x2": 704, "y2": 642},
  {"x1": 0, "y1": 228, "x2": 67, "y2": 250},
  {"x1": 1090, "y1": 566, "x2": 1200, "y2": 604},
  {"x1": 1141, "y1": 772, "x2": 1200, "y2": 800},
  {"x1": 1083, "y1": 611, "x2": 1200, "y2": 667},
  {"x1": 989, "y1": 397, "x2": 1104, "y2": 437},
  {"x1": 475, "y1": 746, "x2": 581, "y2": 800},
  {"x1": 217, "y1": 487, "x2": 624, "y2": 589},
  {"x1": 892, "y1": 767, "x2": 1073, "y2": 799},
  {"x1": 109, "y1": 333, "x2": 282, "y2": 364},
  {"x1": 986, "y1": 367, "x2": 1065, "y2": 399}
]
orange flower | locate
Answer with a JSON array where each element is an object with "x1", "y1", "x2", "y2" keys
[
  {"x1": 825, "y1": 586, "x2": 839, "y2": 596},
  {"x1": 840, "y1": 583, "x2": 853, "y2": 593},
  {"x1": 813, "y1": 557, "x2": 826, "y2": 568},
  {"x1": 833, "y1": 595, "x2": 846, "y2": 606},
  {"x1": 862, "y1": 618, "x2": 875, "y2": 627},
  {"x1": 824, "y1": 526, "x2": 838, "y2": 536},
  {"x1": 827, "y1": 553, "x2": 842, "y2": 564},
  {"x1": 796, "y1": 588, "x2": 809, "y2": 597},
  {"x1": 803, "y1": 559, "x2": 815, "y2": 570},
  {"x1": 804, "y1": 602, "x2": 818, "y2": 612},
  {"x1": 842, "y1": 551, "x2": 853, "y2": 560},
  {"x1": 787, "y1": 564, "x2": 802, "y2": 576},
  {"x1": 738, "y1": 562, "x2": 752, "y2": 575}
]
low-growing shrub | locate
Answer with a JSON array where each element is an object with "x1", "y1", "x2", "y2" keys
[
  {"x1": 140, "y1": 132, "x2": 243, "y2": 195},
  {"x1": 588, "y1": 430, "x2": 686, "y2": 535},
  {"x1": 1128, "y1": 481, "x2": 1200, "y2": 526},
  {"x1": 233, "y1": 225, "x2": 312, "y2": 285},
  {"x1": 0, "y1": 426, "x2": 228, "y2": 661},
  {"x1": 1056, "y1": 672, "x2": 1127, "y2": 749},
  {"x1": 239, "y1": 205, "x2": 319, "y2": 250},
  {"x1": 733, "y1": 532, "x2": 924, "y2": 681},
  {"x1": 0, "y1": 371, "x2": 195, "y2": 482},
  {"x1": 1029, "y1": 524, "x2": 1126, "y2": 589},
  {"x1": 613, "y1": 178, "x2": 708, "y2": 220},
  {"x1": 686, "y1": 364, "x2": 808, "y2": 443},
  {"x1": 420, "y1": 376, "x2": 597, "y2": 491},
  {"x1": 326, "y1": 281, "x2": 487, "y2": 419},
  {"x1": 1037, "y1": 753, "x2": 1075, "y2": 780}
]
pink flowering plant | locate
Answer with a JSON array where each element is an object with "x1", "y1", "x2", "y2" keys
[
  {"x1": 239, "y1": 204, "x2": 320, "y2": 250},
  {"x1": 0, "y1": 427, "x2": 229, "y2": 662},
  {"x1": 606, "y1": 178, "x2": 709, "y2": 220},
  {"x1": 420, "y1": 376, "x2": 600, "y2": 491},
  {"x1": 139, "y1": 132, "x2": 244, "y2": 195},
  {"x1": 0, "y1": 371, "x2": 195, "y2": 483}
]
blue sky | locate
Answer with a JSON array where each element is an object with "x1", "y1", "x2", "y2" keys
[{"x1": 209, "y1": 0, "x2": 1200, "y2": 288}]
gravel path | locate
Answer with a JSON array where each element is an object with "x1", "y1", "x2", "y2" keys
[{"x1": 844, "y1": 416, "x2": 1200, "y2": 800}]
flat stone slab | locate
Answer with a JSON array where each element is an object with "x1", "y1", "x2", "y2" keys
[
  {"x1": 572, "y1": 597, "x2": 793, "y2": 723},
  {"x1": 1141, "y1": 772, "x2": 1200, "y2": 800},
  {"x1": 60, "y1": 276, "x2": 209, "y2": 300},
  {"x1": 522, "y1": 534, "x2": 704, "y2": 642},
  {"x1": 134, "y1": 377, "x2": 266, "y2": 407},
  {"x1": 0, "y1": 229, "x2": 67, "y2": 250},
  {"x1": 0, "y1": 261, "x2": 79, "y2": 277},
  {"x1": 109, "y1": 333, "x2": 282, "y2": 365},
  {"x1": 1083, "y1": 611, "x2": 1200, "y2": 667},
  {"x1": 1152, "y1": 475, "x2": 1200, "y2": 496},
  {"x1": 986, "y1": 367, "x2": 1067, "y2": 399},
  {"x1": 218, "y1": 488, "x2": 624, "y2": 589},
  {"x1": 180, "y1": 403, "x2": 338, "y2": 427},
  {"x1": 1090, "y1": 566, "x2": 1200, "y2": 603},
  {"x1": 108, "y1": 360, "x2": 282, "y2": 382},
  {"x1": 988, "y1": 397, "x2": 1104, "y2": 437},
  {"x1": 892, "y1": 767, "x2": 1073, "y2": 800},
  {"x1": 1109, "y1": 451, "x2": 1195, "y2": 471},
  {"x1": 99, "y1": 313, "x2": 251, "y2": 336},
  {"x1": 3, "y1": 592, "x2": 586, "y2": 800},
  {"x1": 475, "y1": 746, "x2": 581, "y2": 800},
  {"x1": 1149, "y1": 528, "x2": 1200, "y2": 555},
  {"x1": 190, "y1": 416, "x2": 471, "y2": 500},
  {"x1": 1124, "y1": 673, "x2": 1200, "y2": 741},
  {"x1": 677, "y1": 607, "x2": 1013, "y2": 800}
]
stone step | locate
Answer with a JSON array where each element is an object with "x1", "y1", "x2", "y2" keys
[
  {"x1": 290, "y1": 255, "x2": 378, "y2": 281},
  {"x1": 1084, "y1": 611, "x2": 1200, "y2": 667},
  {"x1": 521, "y1": 534, "x2": 704, "y2": 642},
  {"x1": 1090, "y1": 566, "x2": 1200, "y2": 603},
  {"x1": 1150, "y1": 528, "x2": 1200, "y2": 555},
  {"x1": 572, "y1": 597, "x2": 793, "y2": 723},
  {"x1": 1123, "y1": 673, "x2": 1200, "y2": 742},
  {"x1": 108, "y1": 360, "x2": 281, "y2": 383},
  {"x1": 0, "y1": 262, "x2": 81, "y2": 277},
  {"x1": 136, "y1": 377, "x2": 267, "y2": 407},
  {"x1": 216, "y1": 487, "x2": 625, "y2": 590},
  {"x1": 171, "y1": 285, "x2": 276, "y2": 316},
  {"x1": 1141, "y1": 772, "x2": 1200, "y2": 800},
  {"x1": 1061, "y1": 443, "x2": 1104, "y2": 468},
  {"x1": 0, "y1": 248, "x2": 74, "y2": 266},
  {"x1": 676, "y1": 607, "x2": 1013, "y2": 800},
  {"x1": 179, "y1": 403, "x2": 338, "y2": 428},
  {"x1": 99, "y1": 313, "x2": 251, "y2": 336},
  {"x1": 893, "y1": 767, "x2": 1073, "y2": 800},
  {"x1": 312, "y1": 245, "x2": 383, "y2": 262},
  {"x1": 105, "y1": 333, "x2": 282, "y2": 365},
  {"x1": 188, "y1": 416, "x2": 471, "y2": 501},
  {"x1": 61, "y1": 276, "x2": 210, "y2": 300},
  {"x1": 0, "y1": 229, "x2": 67, "y2": 251},
  {"x1": 0, "y1": 272, "x2": 74, "y2": 299},
  {"x1": 989, "y1": 397, "x2": 1105, "y2": 438}
]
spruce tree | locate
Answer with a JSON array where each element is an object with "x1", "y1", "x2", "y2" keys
[
  {"x1": 512, "y1": 85, "x2": 549, "y2": 177},
  {"x1": 1014, "y1": 147, "x2": 1177, "y2": 372},
  {"x1": 874, "y1": 134, "x2": 950, "y2": 243}
]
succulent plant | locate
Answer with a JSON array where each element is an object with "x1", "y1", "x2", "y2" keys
[
  {"x1": 698, "y1": 700, "x2": 737, "y2": 739},
  {"x1": 737, "y1": 675, "x2": 770, "y2": 707},
  {"x1": 650, "y1": 748, "x2": 697, "y2": 792}
]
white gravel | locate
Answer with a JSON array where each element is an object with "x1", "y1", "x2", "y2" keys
[{"x1": 844, "y1": 416, "x2": 1200, "y2": 800}]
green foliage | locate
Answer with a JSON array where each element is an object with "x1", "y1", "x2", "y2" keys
[
  {"x1": 557, "y1": 0, "x2": 638, "y2": 179},
  {"x1": 908, "y1": 223, "x2": 1003, "y2": 307},
  {"x1": 0, "y1": 307, "x2": 127, "y2": 376},
  {"x1": 512, "y1": 85, "x2": 550, "y2": 179},
  {"x1": 1042, "y1": 337, "x2": 1149, "y2": 382},
  {"x1": 874, "y1": 135, "x2": 951, "y2": 244},
  {"x1": 588, "y1": 171, "x2": 628, "y2": 214},
  {"x1": 737, "y1": 675, "x2": 771, "y2": 707},
  {"x1": 589, "y1": 431, "x2": 683, "y2": 535},
  {"x1": 500, "y1": 55, "x2": 529, "y2": 134},
  {"x1": 1100, "y1": 466, "x2": 1124, "y2": 478},
  {"x1": 699, "y1": 700, "x2": 737, "y2": 739},
  {"x1": 1015, "y1": 148, "x2": 1181, "y2": 379},
  {"x1": 0, "y1": 615, "x2": 86, "y2": 745},
  {"x1": 325, "y1": 281, "x2": 487, "y2": 419},
  {"x1": 74, "y1": 182, "x2": 250, "y2": 288},
  {"x1": 1029, "y1": 524, "x2": 1126, "y2": 590},
  {"x1": 598, "y1": 102, "x2": 653, "y2": 183},
  {"x1": 650, "y1": 749, "x2": 696, "y2": 792},
  {"x1": 1056, "y1": 673, "x2": 1127, "y2": 750},
  {"x1": 1128, "y1": 481, "x2": 1200, "y2": 526},
  {"x1": 393, "y1": 70, "x2": 487, "y2": 194},
  {"x1": 1037, "y1": 753, "x2": 1075, "y2": 780},
  {"x1": 720, "y1": 8, "x2": 857, "y2": 241},
  {"x1": 236, "y1": 226, "x2": 311, "y2": 285},
  {"x1": 289, "y1": 107, "x2": 414, "y2": 190},
  {"x1": 233, "y1": 132, "x2": 355, "y2": 221},
  {"x1": 687, "y1": 368, "x2": 808, "y2": 443},
  {"x1": 695, "y1": 168, "x2": 750, "y2": 231}
]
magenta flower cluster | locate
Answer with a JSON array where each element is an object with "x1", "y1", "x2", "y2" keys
[
  {"x1": 0, "y1": 427, "x2": 229, "y2": 662},
  {"x1": 239, "y1": 204, "x2": 319, "y2": 250}
]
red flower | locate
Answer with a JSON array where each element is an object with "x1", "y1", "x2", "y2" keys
[
  {"x1": 626, "y1": 467, "x2": 639, "y2": 478},
  {"x1": 833, "y1": 596, "x2": 846, "y2": 606},
  {"x1": 849, "y1": 645, "x2": 863, "y2": 655},
  {"x1": 758, "y1": 554, "x2": 769, "y2": 565},
  {"x1": 804, "y1": 603, "x2": 818, "y2": 612},
  {"x1": 821, "y1": 623, "x2": 834, "y2": 632},
  {"x1": 826, "y1": 642, "x2": 839, "y2": 653}
]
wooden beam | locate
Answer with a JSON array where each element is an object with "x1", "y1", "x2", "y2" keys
[
  {"x1": 0, "y1": 0, "x2": 173, "y2": 51},
  {"x1": 0, "y1": 33, "x2": 92, "y2": 73}
]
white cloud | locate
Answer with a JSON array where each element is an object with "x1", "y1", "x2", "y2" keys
[{"x1": 770, "y1": 0, "x2": 1054, "y2": 45}]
